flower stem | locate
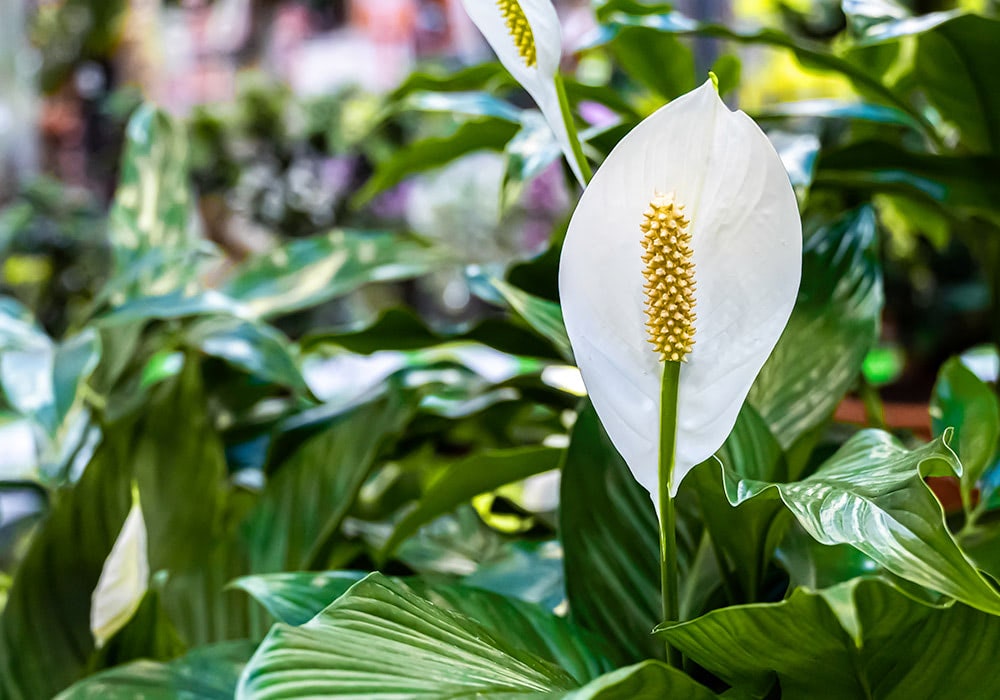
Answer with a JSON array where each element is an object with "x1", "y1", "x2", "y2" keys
[
  {"x1": 658, "y1": 360, "x2": 682, "y2": 668},
  {"x1": 554, "y1": 74, "x2": 593, "y2": 186}
]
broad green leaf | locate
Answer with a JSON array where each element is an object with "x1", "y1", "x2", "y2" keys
[
  {"x1": 560, "y1": 403, "x2": 661, "y2": 664},
  {"x1": 842, "y1": 0, "x2": 956, "y2": 42},
  {"x1": 488, "y1": 278, "x2": 573, "y2": 362},
  {"x1": 242, "y1": 392, "x2": 415, "y2": 572},
  {"x1": 232, "y1": 572, "x2": 613, "y2": 684},
  {"x1": 222, "y1": 230, "x2": 448, "y2": 319},
  {"x1": 106, "y1": 105, "x2": 196, "y2": 301},
  {"x1": 931, "y1": 357, "x2": 1000, "y2": 508},
  {"x1": 912, "y1": 15, "x2": 1000, "y2": 154},
  {"x1": 556, "y1": 660, "x2": 716, "y2": 700},
  {"x1": 397, "y1": 91, "x2": 524, "y2": 123},
  {"x1": 686, "y1": 405, "x2": 789, "y2": 602},
  {"x1": 0, "y1": 432, "x2": 131, "y2": 699},
  {"x1": 55, "y1": 640, "x2": 256, "y2": 700},
  {"x1": 749, "y1": 206, "x2": 882, "y2": 464},
  {"x1": 237, "y1": 573, "x2": 580, "y2": 699},
  {"x1": 815, "y1": 142, "x2": 1000, "y2": 216},
  {"x1": 755, "y1": 100, "x2": 921, "y2": 129},
  {"x1": 660, "y1": 577, "x2": 1000, "y2": 699},
  {"x1": 589, "y1": 10, "x2": 934, "y2": 138},
  {"x1": 604, "y1": 24, "x2": 695, "y2": 100},
  {"x1": 353, "y1": 119, "x2": 520, "y2": 207},
  {"x1": 380, "y1": 446, "x2": 564, "y2": 561},
  {"x1": 390, "y1": 63, "x2": 511, "y2": 99},
  {"x1": 185, "y1": 317, "x2": 307, "y2": 392},
  {"x1": 723, "y1": 429, "x2": 1000, "y2": 614},
  {"x1": 309, "y1": 307, "x2": 562, "y2": 360},
  {"x1": 97, "y1": 291, "x2": 250, "y2": 327}
]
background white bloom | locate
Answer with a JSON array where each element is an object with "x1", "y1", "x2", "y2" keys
[
  {"x1": 460, "y1": 0, "x2": 585, "y2": 185},
  {"x1": 559, "y1": 80, "x2": 802, "y2": 502},
  {"x1": 90, "y1": 497, "x2": 149, "y2": 648}
]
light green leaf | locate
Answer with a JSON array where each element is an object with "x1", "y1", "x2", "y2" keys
[
  {"x1": 232, "y1": 572, "x2": 614, "y2": 684},
  {"x1": 555, "y1": 660, "x2": 716, "y2": 700},
  {"x1": 352, "y1": 119, "x2": 520, "y2": 207},
  {"x1": 488, "y1": 279, "x2": 573, "y2": 362},
  {"x1": 55, "y1": 640, "x2": 256, "y2": 700},
  {"x1": 185, "y1": 317, "x2": 307, "y2": 392},
  {"x1": 660, "y1": 577, "x2": 1000, "y2": 699},
  {"x1": 236, "y1": 573, "x2": 580, "y2": 699},
  {"x1": 931, "y1": 356, "x2": 1000, "y2": 507},
  {"x1": 222, "y1": 230, "x2": 448, "y2": 319},
  {"x1": 106, "y1": 105, "x2": 196, "y2": 301},
  {"x1": 749, "y1": 206, "x2": 882, "y2": 466},
  {"x1": 242, "y1": 392, "x2": 415, "y2": 572},
  {"x1": 380, "y1": 446, "x2": 564, "y2": 561},
  {"x1": 560, "y1": 403, "x2": 661, "y2": 664},
  {"x1": 723, "y1": 429, "x2": 1000, "y2": 614}
]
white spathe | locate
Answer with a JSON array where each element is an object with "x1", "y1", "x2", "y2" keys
[
  {"x1": 459, "y1": 0, "x2": 585, "y2": 185},
  {"x1": 90, "y1": 498, "x2": 150, "y2": 648},
  {"x1": 559, "y1": 80, "x2": 802, "y2": 501}
]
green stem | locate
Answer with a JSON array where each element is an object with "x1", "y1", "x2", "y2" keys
[
  {"x1": 553, "y1": 74, "x2": 593, "y2": 186},
  {"x1": 658, "y1": 361, "x2": 682, "y2": 668}
]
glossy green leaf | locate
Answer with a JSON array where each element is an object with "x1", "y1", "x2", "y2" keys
[
  {"x1": 96, "y1": 291, "x2": 250, "y2": 327},
  {"x1": 353, "y1": 119, "x2": 520, "y2": 207},
  {"x1": 236, "y1": 573, "x2": 580, "y2": 699},
  {"x1": 560, "y1": 403, "x2": 661, "y2": 664},
  {"x1": 660, "y1": 577, "x2": 1000, "y2": 699},
  {"x1": 589, "y1": 10, "x2": 933, "y2": 138},
  {"x1": 232, "y1": 571, "x2": 613, "y2": 684},
  {"x1": 604, "y1": 24, "x2": 695, "y2": 100},
  {"x1": 0, "y1": 432, "x2": 131, "y2": 699},
  {"x1": 488, "y1": 278, "x2": 573, "y2": 362},
  {"x1": 686, "y1": 405, "x2": 789, "y2": 602},
  {"x1": 397, "y1": 91, "x2": 523, "y2": 123},
  {"x1": 931, "y1": 357, "x2": 1000, "y2": 507},
  {"x1": 724, "y1": 429, "x2": 1000, "y2": 614},
  {"x1": 556, "y1": 660, "x2": 716, "y2": 700},
  {"x1": 749, "y1": 206, "x2": 882, "y2": 463},
  {"x1": 815, "y1": 142, "x2": 1000, "y2": 215},
  {"x1": 242, "y1": 392, "x2": 415, "y2": 572},
  {"x1": 755, "y1": 100, "x2": 921, "y2": 128},
  {"x1": 105, "y1": 105, "x2": 196, "y2": 301},
  {"x1": 380, "y1": 446, "x2": 563, "y2": 561},
  {"x1": 185, "y1": 317, "x2": 307, "y2": 392},
  {"x1": 912, "y1": 15, "x2": 1000, "y2": 154},
  {"x1": 55, "y1": 640, "x2": 256, "y2": 700},
  {"x1": 222, "y1": 230, "x2": 448, "y2": 319}
]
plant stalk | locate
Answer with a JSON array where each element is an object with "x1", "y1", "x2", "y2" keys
[
  {"x1": 658, "y1": 360, "x2": 682, "y2": 668},
  {"x1": 554, "y1": 74, "x2": 593, "y2": 186}
]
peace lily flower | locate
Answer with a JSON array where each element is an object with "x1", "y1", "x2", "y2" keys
[
  {"x1": 460, "y1": 0, "x2": 589, "y2": 185},
  {"x1": 559, "y1": 79, "x2": 802, "y2": 505},
  {"x1": 90, "y1": 490, "x2": 149, "y2": 648}
]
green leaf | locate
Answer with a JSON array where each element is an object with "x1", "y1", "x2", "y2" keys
[
  {"x1": 912, "y1": 15, "x2": 1000, "y2": 154},
  {"x1": 723, "y1": 429, "x2": 1000, "y2": 614},
  {"x1": 55, "y1": 640, "x2": 256, "y2": 700},
  {"x1": 379, "y1": 446, "x2": 564, "y2": 561},
  {"x1": 222, "y1": 230, "x2": 448, "y2": 319},
  {"x1": 749, "y1": 206, "x2": 882, "y2": 465},
  {"x1": 185, "y1": 317, "x2": 307, "y2": 392},
  {"x1": 105, "y1": 105, "x2": 196, "y2": 301},
  {"x1": 488, "y1": 278, "x2": 573, "y2": 362},
  {"x1": 660, "y1": 577, "x2": 1000, "y2": 699},
  {"x1": 590, "y1": 9, "x2": 934, "y2": 138},
  {"x1": 931, "y1": 356, "x2": 1000, "y2": 507},
  {"x1": 815, "y1": 142, "x2": 1000, "y2": 216},
  {"x1": 686, "y1": 405, "x2": 789, "y2": 602},
  {"x1": 605, "y1": 25, "x2": 695, "y2": 100},
  {"x1": 237, "y1": 573, "x2": 580, "y2": 699},
  {"x1": 755, "y1": 100, "x2": 921, "y2": 129},
  {"x1": 353, "y1": 119, "x2": 520, "y2": 207},
  {"x1": 0, "y1": 432, "x2": 131, "y2": 699},
  {"x1": 556, "y1": 660, "x2": 716, "y2": 700},
  {"x1": 560, "y1": 403, "x2": 661, "y2": 664},
  {"x1": 233, "y1": 572, "x2": 614, "y2": 685},
  {"x1": 242, "y1": 391, "x2": 415, "y2": 572}
]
